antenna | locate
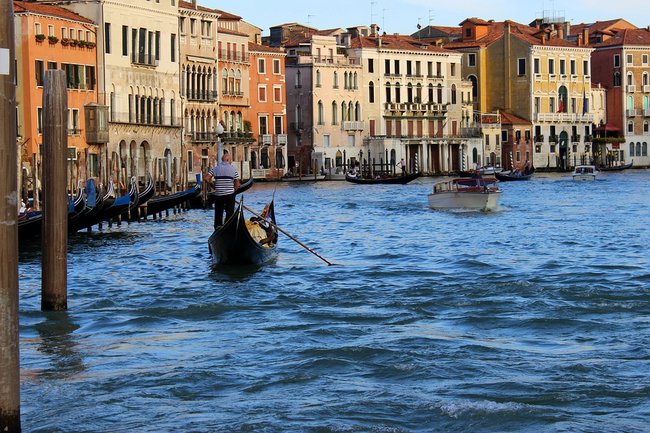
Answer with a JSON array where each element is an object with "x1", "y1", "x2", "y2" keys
[
  {"x1": 307, "y1": 14, "x2": 315, "y2": 26},
  {"x1": 370, "y1": 1, "x2": 377, "y2": 24},
  {"x1": 382, "y1": 8, "x2": 387, "y2": 32},
  {"x1": 429, "y1": 9, "x2": 434, "y2": 25}
]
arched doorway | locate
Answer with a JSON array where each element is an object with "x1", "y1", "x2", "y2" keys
[
  {"x1": 250, "y1": 151, "x2": 257, "y2": 169},
  {"x1": 335, "y1": 150, "x2": 343, "y2": 168},
  {"x1": 559, "y1": 131, "x2": 569, "y2": 170}
]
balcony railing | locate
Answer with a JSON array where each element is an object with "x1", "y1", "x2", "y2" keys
[
  {"x1": 277, "y1": 134, "x2": 287, "y2": 145},
  {"x1": 131, "y1": 53, "x2": 159, "y2": 67},
  {"x1": 191, "y1": 131, "x2": 219, "y2": 142},
  {"x1": 67, "y1": 127, "x2": 82, "y2": 136},
  {"x1": 261, "y1": 134, "x2": 272, "y2": 145},
  {"x1": 627, "y1": 85, "x2": 636, "y2": 93},
  {"x1": 186, "y1": 91, "x2": 218, "y2": 102},
  {"x1": 343, "y1": 121, "x2": 364, "y2": 131},
  {"x1": 534, "y1": 113, "x2": 594, "y2": 123},
  {"x1": 627, "y1": 109, "x2": 637, "y2": 117},
  {"x1": 109, "y1": 112, "x2": 178, "y2": 127}
]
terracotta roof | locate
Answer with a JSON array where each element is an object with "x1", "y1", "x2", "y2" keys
[
  {"x1": 13, "y1": 1, "x2": 94, "y2": 24},
  {"x1": 248, "y1": 41, "x2": 284, "y2": 54},
  {"x1": 212, "y1": 9, "x2": 241, "y2": 21},
  {"x1": 569, "y1": 18, "x2": 636, "y2": 36},
  {"x1": 349, "y1": 34, "x2": 452, "y2": 53},
  {"x1": 499, "y1": 111, "x2": 531, "y2": 125},
  {"x1": 431, "y1": 26, "x2": 463, "y2": 36},
  {"x1": 217, "y1": 26, "x2": 248, "y2": 37},
  {"x1": 594, "y1": 28, "x2": 650, "y2": 47},
  {"x1": 459, "y1": 17, "x2": 491, "y2": 26},
  {"x1": 178, "y1": 1, "x2": 219, "y2": 14}
]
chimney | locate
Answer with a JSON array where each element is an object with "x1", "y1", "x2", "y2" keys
[
  {"x1": 370, "y1": 24, "x2": 379, "y2": 36},
  {"x1": 577, "y1": 33, "x2": 583, "y2": 47},
  {"x1": 582, "y1": 28, "x2": 589, "y2": 45},
  {"x1": 557, "y1": 24, "x2": 564, "y2": 40},
  {"x1": 191, "y1": 0, "x2": 197, "y2": 7},
  {"x1": 564, "y1": 22, "x2": 571, "y2": 40}
]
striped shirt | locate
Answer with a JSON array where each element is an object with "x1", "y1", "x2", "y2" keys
[{"x1": 209, "y1": 162, "x2": 239, "y2": 195}]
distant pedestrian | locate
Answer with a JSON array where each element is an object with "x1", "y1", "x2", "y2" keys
[
  {"x1": 399, "y1": 158, "x2": 406, "y2": 176},
  {"x1": 206, "y1": 152, "x2": 240, "y2": 228}
]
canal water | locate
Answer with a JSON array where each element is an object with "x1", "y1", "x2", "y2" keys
[{"x1": 18, "y1": 170, "x2": 650, "y2": 433}]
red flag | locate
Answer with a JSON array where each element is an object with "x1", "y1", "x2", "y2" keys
[{"x1": 557, "y1": 99, "x2": 564, "y2": 113}]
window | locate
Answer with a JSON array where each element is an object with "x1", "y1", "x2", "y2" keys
[
  {"x1": 315, "y1": 70, "x2": 321, "y2": 87},
  {"x1": 61, "y1": 28, "x2": 67, "y2": 39},
  {"x1": 317, "y1": 101, "x2": 324, "y2": 125},
  {"x1": 171, "y1": 34, "x2": 176, "y2": 62},
  {"x1": 583, "y1": 60, "x2": 589, "y2": 75},
  {"x1": 468, "y1": 53, "x2": 476, "y2": 67},
  {"x1": 559, "y1": 59, "x2": 565, "y2": 75},
  {"x1": 105, "y1": 23, "x2": 111, "y2": 53},
  {"x1": 47, "y1": 61, "x2": 57, "y2": 70},
  {"x1": 368, "y1": 58, "x2": 374, "y2": 73},
  {"x1": 627, "y1": 54, "x2": 633, "y2": 65},
  {"x1": 628, "y1": 121, "x2": 634, "y2": 133},
  {"x1": 35, "y1": 60, "x2": 44, "y2": 86},
  {"x1": 37, "y1": 107, "x2": 43, "y2": 134},
  {"x1": 517, "y1": 58, "x2": 526, "y2": 75},
  {"x1": 258, "y1": 58, "x2": 266, "y2": 74},
  {"x1": 273, "y1": 59, "x2": 280, "y2": 74},
  {"x1": 187, "y1": 151, "x2": 193, "y2": 172},
  {"x1": 155, "y1": 31, "x2": 160, "y2": 60},
  {"x1": 331, "y1": 102, "x2": 337, "y2": 125},
  {"x1": 534, "y1": 58, "x2": 540, "y2": 74},
  {"x1": 548, "y1": 58, "x2": 555, "y2": 74},
  {"x1": 614, "y1": 54, "x2": 620, "y2": 67},
  {"x1": 180, "y1": 18, "x2": 185, "y2": 34},
  {"x1": 570, "y1": 60, "x2": 576, "y2": 75},
  {"x1": 451, "y1": 63, "x2": 456, "y2": 77},
  {"x1": 643, "y1": 55, "x2": 649, "y2": 65},
  {"x1": 257, "y1": 85, "x2": 267, "y2": 102},
  {"x1": 122, "y1": 25, "x2": 128, "y2": 56},
  {"x1": 35, "y1": 23, "x2": 41, "y2": 35},
  {"x1": 465, "y1": 27, "x2": 472, "y2": 38},
  {"x1": 273, "y1": 86, "x2": 282, "y2": 102},
  {"x1": 48, "y1": 25, "x2": 54, "y2": 37},
  {"x1": 369, "y1": 81, "x2": 375, "y2": 103}
]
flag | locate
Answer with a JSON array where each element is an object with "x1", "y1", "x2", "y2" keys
[
  {"x1": 557, "y1": 99, "x2": 564, "y2": 113},
  {"x1": 583, "y1": 90, "x2": 589, "y2": 115}
]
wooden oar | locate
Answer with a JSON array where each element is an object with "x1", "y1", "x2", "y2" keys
[{"x1": 242, "y1": 204, "x2": 334, "y2": 266}]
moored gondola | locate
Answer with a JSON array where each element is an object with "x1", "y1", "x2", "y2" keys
[
  {"x1": 597, "y1": 161, "x2": 633, "y2": 171},
  {"x1": 145, "y1": 183, "x2": 202, "y2": 216},
  {"x1": 95, "y1": 178, "x2": 139, "y2": 225},
  {"x1": 208, "y1": 199, "x2": 278, "y2": 266},
  {"x1": 345, "y1": 172, "x2": 421, "y2": 185},
  {"x1": 19, "y1": 187, "x2": 85, "y2": 240}
]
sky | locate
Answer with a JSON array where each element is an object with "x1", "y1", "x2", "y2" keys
[{"x1": 203, "y1": 0, "x2": 650, "y2": 36}]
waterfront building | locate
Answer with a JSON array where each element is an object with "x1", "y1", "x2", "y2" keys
[
  {"x1": 214, "y1": 9, "x2": 254, "y2": 178},
  {"x1": 248, "y1": 42, "x2": 288, "y2": 180},
  {"x1": 348, "y1": 28, "x2": 477, "y2": 174},
  {"x1": 14, "y1": 1, "x2": 99, "y2": 203},
  {"x1": 284, "y1": 28, "x2": 365, "y2": 174},
  {"x1": 178, "y1": 1, "x2": 220, "y2": 182},
  {"x1": 446, "y1": 18, "x2": 595, "y2": 171},
  {"x1": 591, "y1": 28, "x2": 650, "y2": 167},
  {"x1": 60, "y1": 0, "x2": 182, "y2": 192}
]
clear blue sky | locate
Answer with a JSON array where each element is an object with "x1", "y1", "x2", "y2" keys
[{"x1": 203, "y1": 0, "x2": 649, "y2": 36}]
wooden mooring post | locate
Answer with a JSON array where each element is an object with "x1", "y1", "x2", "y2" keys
[
  {"x1": 41, "y1": 70, "x2": 68, "y2": 311},
  {"x1": 0, "y1": 1, "x2": 21, "y2": 431}
]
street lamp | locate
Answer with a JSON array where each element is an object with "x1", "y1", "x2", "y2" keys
[{"x1": 215, "y1": 122, "x2": 224, "y2": 162}]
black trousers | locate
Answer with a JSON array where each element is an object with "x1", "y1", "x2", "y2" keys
[{"x1": 214, "y1": 193, "x2": 236, "y2": 228}]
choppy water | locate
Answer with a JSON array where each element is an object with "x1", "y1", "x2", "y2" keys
[{"x1": 18, "y1": 170, "x2": 650, "y2": 433}]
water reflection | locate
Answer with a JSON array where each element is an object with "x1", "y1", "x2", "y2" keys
[{"x1": 35, "y1": 312, "x2": 86, "y2": 380}]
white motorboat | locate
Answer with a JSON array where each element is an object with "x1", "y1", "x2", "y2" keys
[
  {"x1": 428, "y1": 177, "x2": 501, "y2": 211},
  {"x1": 572, "y1": 165, "x2": 598, "y2": 181}
]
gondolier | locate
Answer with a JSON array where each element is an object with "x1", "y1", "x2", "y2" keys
[{"x1": 206, "y1": 152, "x2": 240, "y2": 228}]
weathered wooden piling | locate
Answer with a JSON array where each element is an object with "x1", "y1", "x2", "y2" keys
[
  {"x1": 0, "y1": 1, "x2": 21, "y2": 431},
  {"x1": 41, "y1": 70, "x2": 68, "y2": 311}
]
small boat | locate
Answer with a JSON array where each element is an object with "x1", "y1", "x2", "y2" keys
[
  {"x1": 428, "y1": 177, "x2": 501, "y2": 211},
  {"x1": 598, "y1": 161, "x2": 633, "y2": 172},
  {"x1": 345, "y1": 172, "x2": 421, "y2": 185},
  {"x1": 19, "y1": 188, "x2": 86, "y2": 239},
  {"x1": 495, "y1": 167, "x2": 535, "y2": 181},
  {"x1": 572, "y1": 165, "x2": 598, "y2": 181},
  {"x1": 208, "y1": 199, "x2": 278, "y2": 266},
  {"x1": 96, "y1": 178, "x2": 139, "y2": 224},
  {"x1": 145, "y1": 183, "x2": 202, "y2": 216}
]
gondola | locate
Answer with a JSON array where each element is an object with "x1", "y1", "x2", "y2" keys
[
  {"x1": 597, "y1": 161, "x2": 633, "y2": 171},
  {"x1": 145, "y1": 183, "x2": 202, "y2": 216},
  {"x1": 208, "y1": 199, "x2": 278, "y2": 266},
  {"x1": 18, "y1": 187, "x2": 85, "y2": 240},
  {"x1": 495, "y1": 167, "x2": 535, "y2": 181},
  {"x1": 95, "y1": 178, "x2": 139, "y2": 225},
  {"x1": 128, "y1": 174, "x2": 155, "y2": 221},
  {"x1": 73, "y1": 181, "x2": 116, "y2": 231},
  {"x1": 345, "y1": 172, "x2": 421, "y2": 185}
]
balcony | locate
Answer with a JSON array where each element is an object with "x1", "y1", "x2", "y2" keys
[
  {"x1": 187, "y1": 91, "x2": 218, "y2": 102},
  {"x1": 571, "y1": 135, "x2": 581, "y2": 143},
  {"x1": 627, "y1": 85, "x2": 636, "y2": 93},
  {"x1": 109, "y1": 112, "x2": 178, "y2": 127},
  {"x1": 276, "y1": 134, "x2": 287, "y2": 145},
  {"x1": 627, "y1": 109, "x2": 637, "y2": 117},
  {"x1": 67, "y1": 127, "x2": 82, "y2": 136},
  {"x1": 534, "y1": 135, "x2": 544, "y2": 143},
  {"x1": 191, "y1": 131, "x2": 219, "y2": 142},
  {"x1": 643, "y1": 84, "x2": 650, "y2": 93},
  {"x1": 534, "y1": 73, "x2": 542, "y2": 81},
  {"x1": 261, "y1": 134, "x2": 272, "y2": 145},
  {"x1": 534, "y1": 113, "x2": 594, "y2": 123},
  {"x1": 131, "y1": 53, "x2": 159, "y2": 67},
  {"x1": 644, "y1": 109, "x2": 650, "y2": 117},
  {"x1": 343, "y1": 121, "x2": 364, "y2": 131}
]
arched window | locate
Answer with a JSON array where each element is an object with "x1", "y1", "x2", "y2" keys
[
  {"x1": 317, "y1": 101, "x2": 324, "y2": 124},
  {"x1": 628, "y1": 95, "x2": 634, "y2": 110},
  {"x1": 630, "y1": 142, "x2": 635, "y2": 156},
  {"x1": 261, "y1": 147, "x2": 269, "y2": 169},
  {"x1": 295, "y1": 70, "x2": 301, "y2": 87},
  {"x1": 333, "y1": 71, "x2": 338, "y2": 88},
  {"x1": 451, "y1": 84, "x2": 457, "y2": 104},
  {"x1": 353, "y1": 72, "x2": 358, "y2": 89},
  {"x1": 369, "y1": 81, "x2": 375, "y2": 103},
  {"x1": 644, "y1": 96, "x2": 649, "y2": 110},
  {"x1": 416, "y1": 83, "x2": 422, "y2": 103},
  {"x1": 614, "y1": 72, "x2": 621, "y2": 86},
  {"x1": 468, "y1": 75, "x2": 478, "y2": 99},
  {"x1": 643, "y1": 142, "x2": 648, "y2": 156},
  {"x1": 385, "y1": 82, "x2": 391, "y2": 103},
  {"x1": 472, "y1": 147, "x2": 478, "y2": 163},
  {"x1": 636, "y1": 142, "x2": 642, "y2": 156},
  {"x1": 428, "y1": 84, "x2": 434, "y2": 103},
  {"x1": 395, "y1": 83, "x2": 401, "y2": 103},
  {"x1": 437, "y1": 84, "x2": 443, "y2": 103},
  {"x1": 355, "y1": 102, "x2": 361, "y2": 121},
  {"x1": 407, "y1": 83, "x2": 413, "y2": 103},
  {"x1": 331, "y1": 101, "x2": 338, "y2": 125},
  {"x1": 643, "y1": 72, "x2": 649, "y2": 86},
  {"x1": 558, "y1": 85, "x2": 568, "y2": 112},
  {"x1": 316, "y1": 70, "x2": 321, "y2": 87},
  {"x1": 627, "y1": 72, "x2": 634, "y2": 86},
  {"x1": 343, "y1": 71, "x2": 348, "y2": 89},
  {"x1": 341, "y1": 101, "x2": 347, "y2": 122}
]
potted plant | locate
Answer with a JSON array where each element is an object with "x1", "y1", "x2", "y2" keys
[
  {"x1": 61, "y1": 38, "x2": 70, "y2": 46},
  {"x1": 78, "y1": 40, "x2": 87, "y2": 48},
  {"x1": 69, "y1": 39, "x2": 77, "y2": 47},
  {"x1": 86, "y1": 41, "x2": 96, "y2": 49},
  {"x1": 48, "y1": 35, "x2": 59, "y2": 44},
  {"x1": 549, "y1": 135, "x2": 559, "y2": 143},
  {"x1": 35, "y1": 34, "x2": 46, "y2": 42}
]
